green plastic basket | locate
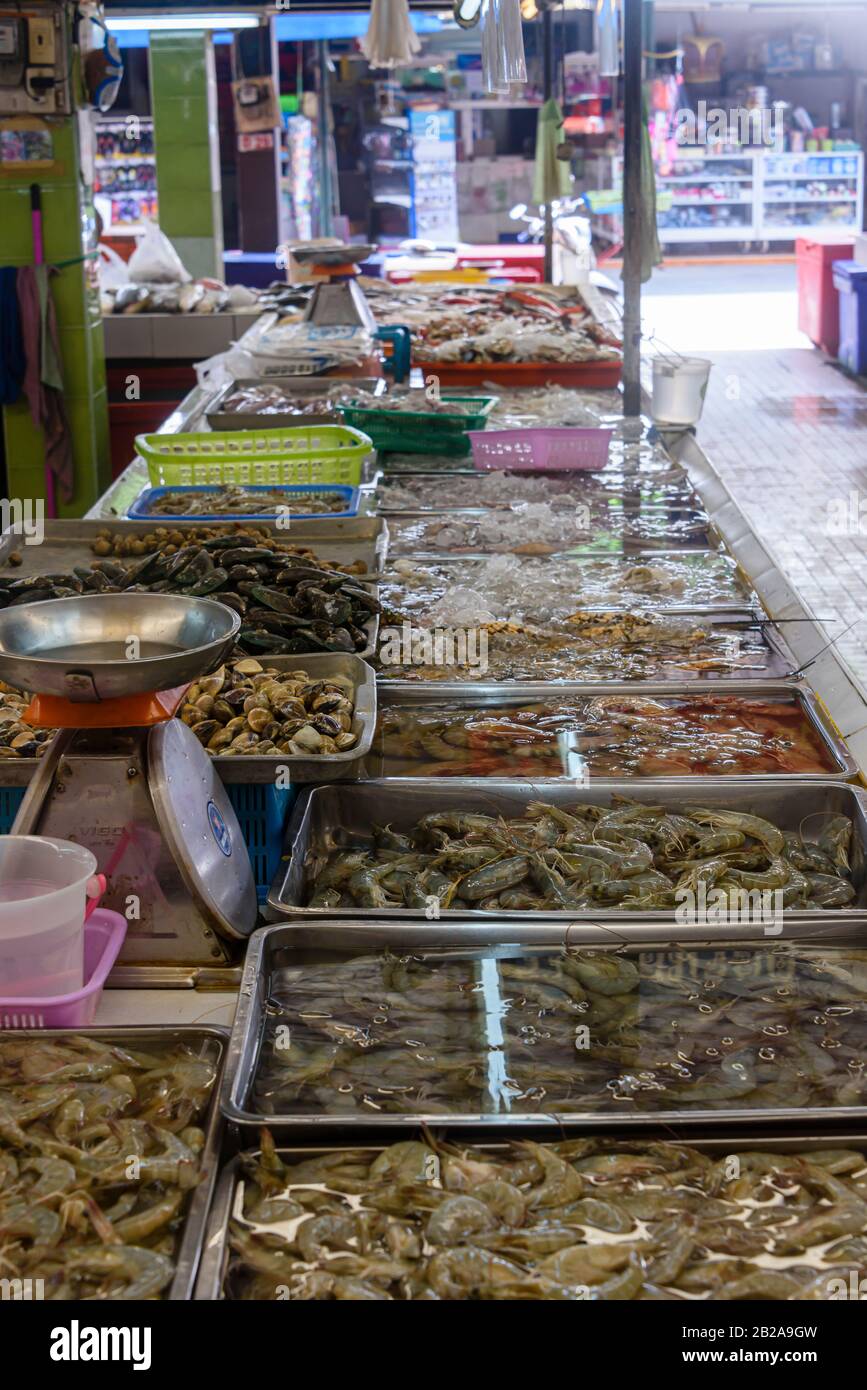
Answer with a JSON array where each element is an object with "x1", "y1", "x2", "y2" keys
[
  {"x1": 338, "y1": 395, "x2": 498, "y2": 456},
  {"x1": 136, "y1": 424, "x2": 373, "y2": 488}
]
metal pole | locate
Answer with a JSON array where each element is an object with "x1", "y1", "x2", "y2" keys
[
  {"x1": 622, "y1": 0, "x2": 643, "y2": 416},
  {"x1": 542, "y1": 7, "x2": 553, "y2": 283},
  {"x1": 316, "y1": 38, "x2": 333, "y2": 237}
]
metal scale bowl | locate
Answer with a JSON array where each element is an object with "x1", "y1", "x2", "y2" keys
[{"x1": 0, "y1": 594, "x2": 259, "y2": 987}]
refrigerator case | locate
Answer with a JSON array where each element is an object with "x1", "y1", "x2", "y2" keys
[{"x1": 409, "y1": 108, "x2": 459, "y2": 242}]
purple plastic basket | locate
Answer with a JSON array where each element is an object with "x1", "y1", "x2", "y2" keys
[
  {"x1": 469, "y1": 427, "x2": 613, "y2": 471},
  {"x1": 0, "y1": 909, "x2": 127, "y2": 1029}
]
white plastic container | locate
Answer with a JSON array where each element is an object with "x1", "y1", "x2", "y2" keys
[
  {"x1": 0, "y1": 837, "x2": 99, "y2": 998},
  {"x1": 651, "y1": 356, "x2": 712, "y2": 427}
]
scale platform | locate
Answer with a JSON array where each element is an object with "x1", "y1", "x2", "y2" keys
[{"x1": 0, "y1": 594, "x2": 259, "y2": 988}]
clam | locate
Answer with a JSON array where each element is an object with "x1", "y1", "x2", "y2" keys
[
  {"x1": 199, "y1": 667, "x2": 225, "y2": 697},
  {"x1": 290, "y1": 725, "x2": 323, "y2": 753},
  {"x1": 191, "y1": 719, "x2": 219, "y2": 745},
  {"x1": 207, "y1": 728, "x2": 234, "y2": 751},
  {"x1": 247, "y1": 708, "x2": 272, "y2": 733},
  {"x1": 335, "y1": 732, "x2": 358, "y2": 751},
  {"x1": 234, "y1": 659, "x2": 263, "y2": 675},
  {"x1": 231, "y1": 731, "x2": 260, "y2": 751}
]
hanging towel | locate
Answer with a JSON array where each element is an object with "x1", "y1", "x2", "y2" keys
[
  {"x1": 532, "y1": 98, "x2": 571, "y2": 206},
  {"x1": 0, "y1": 268, "x2": 26, "y2": 406},
  {"x1": 17, "y1": 265, "x2": 74, "y2": 503}
]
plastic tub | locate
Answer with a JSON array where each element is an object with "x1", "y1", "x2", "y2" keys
[
  {"x1": 126, "y1": 483, "x2": 360, "y2": 523},
  {"x1": 469, "y1": 427, "x2": 613, "y2": 471},
  {"x1": 0, "y1": 837, "x2": 101, "y2": 997},
  {"x1": 651, "y1": 356, "x2": 712, "y2": 427},
  {"x1": 0, "y1": 909, "x2": 127, "y2": 1028},
  {"x1": 832, "y1": 261, "x2": 867, "y2": 375}
]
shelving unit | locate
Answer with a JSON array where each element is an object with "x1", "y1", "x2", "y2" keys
[
  {"x1": 612, "y1": 148, "x2": 864, "y2": 246},
  {"x1": 93, "y1": 116, "x2": 157, "y2": 236}
]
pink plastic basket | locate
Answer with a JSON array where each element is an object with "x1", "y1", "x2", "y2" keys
[
  {"x1": 0, "y1": 909, "x2": 127, "y2": 1029},
  {"x1": 469, "y1": 427, "x2": 613, "y2": 471}
]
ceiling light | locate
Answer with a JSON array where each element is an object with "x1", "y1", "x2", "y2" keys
[{"x1": 105, "y1": 14, "x2": 260, "y2": 33}]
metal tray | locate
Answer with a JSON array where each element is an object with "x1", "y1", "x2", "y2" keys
[
  {"x1": 4, "y1": 1025, "x2": 227, "y2": 1300},
  {"x1": 194, "y1": 1128, "x2": 867, "y2": 1298},
  {"x1": 377, "y1": 546, "x2": 758, "y2": 615},
  {"x1": 206, "y1": 652, "x2": 377, "y2": 783},
  {"x1": 383, "y1": 507, "x2": 713, "y2": 555},
  {"x1": 206, "y1": 376, "x2": 386, "y2": 431},
  {"x1": 268, "y1": 777, "x2": 867, "y2": 923},
  {"x1": 221, "y1": 920, "x2": 867, "y2": 1137},
  {"x1": 374, "y1": 469, "x2": 701, "y2": 515},
  {"x1": 0, "y1": 517, "x2": 385, "y2": 661},
  {"x1": 374, "y1": 612, "x2": 796, "y2": 685},
  {"x1": 368, "y1": 681, "x2": 858, "y2": 782}
]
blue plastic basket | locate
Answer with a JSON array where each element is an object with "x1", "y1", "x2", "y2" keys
[
  {"x1": 126, "y1": 483, "x2": 360, "y2": 523},
  {"x1": 225, "y1": 783, "x2": 296, "y2": 904},
  {"x1": 0, "y1": 787, "x2": 25, "y2": 834},
  {"x1": 0, "y1": 782, "x2": 292, "y2": 904}
]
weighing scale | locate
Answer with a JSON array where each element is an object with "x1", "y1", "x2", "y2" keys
[
  {"x1": 294, "y1": 242, "x2": 378, "y2": 332},
  {"x1": 0, "y1": 593, "x2": 259, "y2": 988}
]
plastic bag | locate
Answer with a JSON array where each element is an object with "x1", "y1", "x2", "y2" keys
[
  {"x1": 98, "y1": 243, "x2": 130, "y2": 291},
  {"x1": 194, "y1": 345, "x2": 257, "y2": 391},
  {"x1": 127, "y1": 222, "x2": 191, "y2": 285}
]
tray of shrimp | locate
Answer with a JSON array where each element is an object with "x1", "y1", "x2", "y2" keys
[
  {"x1": 0, "y1": 1026, "x2": 227, "y2": 1300},
  {"x1": 221, "y1": 922, "x2": 867, "y2": 1136},
  {"x1": 267, "y1": 779, "x2": 867, "y2": 923},
  {"x1": 366, "y1": 682, "x2": 856, "y2": 783},
  {"x1": 195, "y1": 1127, "x2": 867, "y2": 1299}
]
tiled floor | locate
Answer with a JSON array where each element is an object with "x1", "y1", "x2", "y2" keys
[{"x1": 639, "y1": 263, "x2": 867, "y2": 692}]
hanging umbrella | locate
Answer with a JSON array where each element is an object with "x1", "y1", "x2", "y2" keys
[{"x1": 532, "y1": 98, "x2": 571, "y2": 206}]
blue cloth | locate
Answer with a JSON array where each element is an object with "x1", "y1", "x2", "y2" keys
[{"x1": 0, "y1": 266, "x2": 25, "y2": 405}]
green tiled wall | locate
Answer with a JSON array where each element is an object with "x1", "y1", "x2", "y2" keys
[
  {"x1": 150, "y1": 32, "x2": 223, "y2": 280},
  {"x1": 0, "y1": 116, "x2": 109, "y2": 515}
]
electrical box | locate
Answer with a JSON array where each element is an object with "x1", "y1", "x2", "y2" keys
[{"x1": 0, "y1": 5, "x2": 70, "y2": 116}]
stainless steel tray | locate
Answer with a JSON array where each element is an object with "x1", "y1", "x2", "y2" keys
[
  {"x1": 374, "y1": 613, "x2": 796, "y2": 686},
  {"x1": 221, "y1": 919, "x2": 867, "y2": 1136},
  {"x1": 4, "y1": 1026, "x2": 227, "y2": 1300},
  {"x1": 383, "y1": 507, "x2": 713, "y2": 554},
  {"x1": 377, "y1": 546, "x2": 756, "y2": 614},
  {"x1": 374, "y1": 469, "x2": 700, "y2": 514},
  {"x1": 0, "y1": 516, "x2": 386, "y2": 574},
  {"x1": 205, "y1": 376, "x2": 386, "y2": 431},
  {"x1": 196, "y1": 1128, "x2": 867, "y2": 1297},
  {"x1": 0, "y1": 517, "x2": 385, "y2": 661},
  {"x1": 268, "y1": 777, "x2": 867, "y2": 923},
  {"x1": 207, "y1": 652, "x2": 377, "y2": 783},
  {"x1": 368, "y1": 681, "x2": 857, "y2": 782}
]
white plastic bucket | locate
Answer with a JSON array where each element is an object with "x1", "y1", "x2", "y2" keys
[
  {"x1": 0, "y1": 837, "x2": 99, "y2": 998},
  {"x1": 651, "y1": 355, "x2": 712, "y2": 426}
]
